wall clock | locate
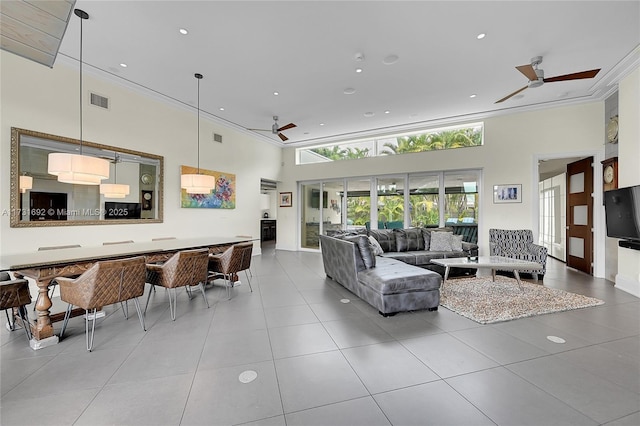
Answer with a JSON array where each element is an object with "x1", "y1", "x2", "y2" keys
[
  {"x1": 141, "y1": 173, "x2": 154, "y2": 185},
  {"x1": 601, "y1": 157, "x2": 618, "y2": 192},
  {"x1": 607, "y1": 115, "x2": 618, "y2": 144}
]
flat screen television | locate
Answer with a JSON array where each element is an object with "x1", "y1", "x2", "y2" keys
[
  {"x1": 310, "y1": 190, "x2": 328, "y2": 209},
  {"x1": 104, "y1": 202, "x2": 142, "y2": 219},
  {"x1": 604, "y1": 185, "x2": 640, "y2": 242}
]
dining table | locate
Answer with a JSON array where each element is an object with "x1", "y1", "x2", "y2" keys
[{"x1": 0, "y1": 236, "x2": 256, "y2": 349}]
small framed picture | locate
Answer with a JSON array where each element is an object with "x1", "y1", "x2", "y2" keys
[
  {"x1": 493, "y1": 184, "x2": 522, "y2": 203},
  {"x1": 279, "y1": 192, "x2": 292, "y2": 207}
]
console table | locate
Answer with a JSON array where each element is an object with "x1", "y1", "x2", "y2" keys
[{"x1": 0, "y1": 236, "x2": 255, "y2": 348}]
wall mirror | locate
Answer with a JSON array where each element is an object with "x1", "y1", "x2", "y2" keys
[{"x1": 10, "y1": 127, "x2": 164, "y2": 227}]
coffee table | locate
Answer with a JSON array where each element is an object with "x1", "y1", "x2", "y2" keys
[{"x1": 431, "y1": 256, "x2": 543, "y2": 290}]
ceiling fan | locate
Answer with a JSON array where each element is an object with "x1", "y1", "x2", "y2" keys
[
  {"x1": 249, "y1": 116, "x2": 297, "y2": 141},
  {"x1": 495, "y1": 56, "x2": 600, "y2": 103}
]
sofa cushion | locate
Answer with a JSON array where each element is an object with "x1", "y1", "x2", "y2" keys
[
  {"x1": 451, "y1": 234, "x2": 464, "y2": 251},
  {"x1": 358, "y1": 258, "x2": 441, "y2": 294},
  {"x1": 411, "y1": 250, "x2": 453, "y2": 266},
  {"x1": 429, "y1": 231, "x2": 453, "y2": 251},
  {"x1": 422, "y1": 227, "x2": 454, "y2": 250},
  {"x1": 395, "y1": 228, "x2": 424, "y2": 252},
  {"x1": 341, "y1": 235, "x2": 376, "y2": 269},
  {"x1": 368, "y1": 229, "x2": 397, "y2": 252},
  {"x1": 368, "y1": 236, "x2": 384, "y2": 256},
  {"x1": 380, "y1": 252, "x2": 417, "y2": 265}
]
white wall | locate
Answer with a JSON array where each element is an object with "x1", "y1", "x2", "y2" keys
[
  {"x1": 615, "y1": 67, "x2": 640, "y2": 297},
  {"x1": 0, "y1": 51, "x2": 281, "y2": 256},
  {"x1": 279, "y1": 102, "x2": 605, "y2": 262}
]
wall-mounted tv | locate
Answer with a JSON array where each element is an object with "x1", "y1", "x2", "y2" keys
[
  {"x1": 310, "y1": 189, "x2": 328, "y2": 209},
  {"x1": 104, "y1": 202, "x2": 142, "y2": 220},
  {"x1": 604, "y1": 185, "x2": 640, "y2": 242}
]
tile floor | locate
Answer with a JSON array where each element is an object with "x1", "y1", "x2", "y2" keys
[{"x1": 1, "y1": 244, "x2": 639, "y2": 425}]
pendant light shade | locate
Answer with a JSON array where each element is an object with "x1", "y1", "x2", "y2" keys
[
  {"x1": 49, "y1": 152, "x2": 110, "y2": 185},
  {"x1": 19, "y1": 175, "x2": 33, "y2": 193},
  {"x1": 100, "y1": 183, "x2": 130, "y2": 198},
  {"x1": 100, "y1": 153, "x2": 131, "y2": 198},
  {"x1": 48, "y1": 9, "x2": 109, "y2": 186},
  {"x1": 181, "y1": 73, "x2": 215, "y2": 195}
]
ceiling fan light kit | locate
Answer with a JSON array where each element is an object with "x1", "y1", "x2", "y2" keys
[
  {"x1": 496, "y1": 56, "x2": 601, "y2": 103},
  {"x1": 249, "y1": 115, "x2": 297, "y2": 142}
]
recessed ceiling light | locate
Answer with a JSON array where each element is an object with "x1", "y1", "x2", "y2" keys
[
  {"x1": 364, "y1": 112, "x2": 375, "y2": 117},
  {"x1": 476, "y1": 33, "x2": 486, "y2": 40},
  {"x1": 319, "y1": 123, "x2": 325, "y2": 126},
  {"x1": 119, "y1": 63, "x2": 127, "y2": 68},
  {"x1": 355, "y1": 68, "x2": 363, "y2": 73},
  {"x1": 273, "y1": 91, "x2": 279, "y2": 96},
  {"x1": 219, "y1": 107, "x2": 225, "y2": 111},
  {"x1": 384, "y1": 110, "x2": 390, "y2": 114},
  {"x1": 179, "y1": 28, "x2": 188, "y2": 35},
  {"x1": 469, "y1": 94, "x2": 477, "y2": 98},
  {"x1": 382, "y1": 54, "x2": 399, "y2": 65},
  {"x1": 343, "y1": 88, "x2": 356, "y2": 95}
]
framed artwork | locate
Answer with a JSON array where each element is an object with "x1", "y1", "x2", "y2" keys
[
  {"x1": 279, "y1": 192, "x2": 292, "y2": 207},
  {"x1": 493, "y1": 184, "x2": 522, "y2": 203},
  {"x1": 180, "y1": 165, "x2": 236, "y2": 209}
]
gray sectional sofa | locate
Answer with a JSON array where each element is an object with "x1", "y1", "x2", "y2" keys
[
  {"x1": 319, "y1": 234, "x2": 442, "y2": 316},
  {"x1": 368, "y1": 227, "x2": 479, "y2": 277}
]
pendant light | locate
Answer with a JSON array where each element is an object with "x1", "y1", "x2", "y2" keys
[
  {"x1": 19, "y1": 175, "x2": 33, "y2": 193},
  {"x1": 100, "y1": 153, "x2": 130, "y2": 198},
  {"x1": 47, "y1": 9, "x2": 109, "y2": 185},
  {"x1": 181, "y1": 73, "x2": 215, "y2": 194}
]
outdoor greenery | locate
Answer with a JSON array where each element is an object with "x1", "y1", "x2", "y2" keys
[
  {"x1": 346, "y1": 192, "x2": 477, "y2": 228},
  {"x1": 307, "y1": 126, "x2": 482, "y2": 163}
]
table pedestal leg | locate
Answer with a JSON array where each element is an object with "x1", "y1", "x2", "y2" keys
[
  {"x1": 443, "y1": 266, "x2": 450, "y2": 282},
  {"x1": 32, "y1": 278, "x2": 55, "y2": 340}
]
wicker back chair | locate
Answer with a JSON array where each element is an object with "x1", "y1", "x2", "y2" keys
[
  {"x1": 145, "y1": 248, "x2": 210, "y2": 320},
  {"x1": 56, "y1": 256, "x2": 147, "y2": 351},
  {"x1": 208, "y1": 242, "x2": 254, "y2": 300},
  {"x1": 1, "y1": 272, "x2": 32, "y2": 342}
]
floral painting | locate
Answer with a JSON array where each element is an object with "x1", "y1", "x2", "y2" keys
[{"x1": 180, "y1": 165, "x2": 236, "y2": 209}]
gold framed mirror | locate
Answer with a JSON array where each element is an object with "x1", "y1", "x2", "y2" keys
[{"x1": 10, "y1": 127, "x2": 164, "y2": 227}]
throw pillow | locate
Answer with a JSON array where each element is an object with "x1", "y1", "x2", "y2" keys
[
  {"x1": 368, "y1": 236, "x2": 384, "y2": 256},
  {"x1": 423, "y1": 227, "x2": 454, "y2": 250},
  {"x1": 451, "y1": 234, "x2": 464, "y2": 252},
  {"x1": 343, "y1": 235, "x2": 376, "y2": 269},
  {"x1": 429, "y1": 231, "x2": 453, "y2": 251}
]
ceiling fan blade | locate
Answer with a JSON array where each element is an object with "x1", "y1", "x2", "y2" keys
[
  {"x1": 543, "y1": 69, "x2": 601, "y2": 83},
  {"x1": 495, "y1": 86, "x2": 528, "y2": 104},
  {"x1": 516, "y1": 64, "x2": 538, "y2": 81},
  {"x1": 277, "y1": 123, "x2": 296, "y2": 132},
  {"x1": 278, "y1": 133, "x2": 288, "y2": 142}
]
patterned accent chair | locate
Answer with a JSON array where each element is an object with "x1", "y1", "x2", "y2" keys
[{"x1": 489, "y1": 229, "x2": 547, "y2": 279}]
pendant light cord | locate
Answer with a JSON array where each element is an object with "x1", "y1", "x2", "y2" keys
[
  {"x1": 197, "y1": 75, "x2": 201, "y2": 173},
  {"x1": 79, "y1": 14, "x2": 83, "y2": 154}
]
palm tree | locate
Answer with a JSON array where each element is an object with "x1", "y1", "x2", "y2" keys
[{"x1": 380, "y1": 127, "x2": 481, "y2": 155}]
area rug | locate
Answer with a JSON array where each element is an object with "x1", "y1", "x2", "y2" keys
[{"x1": 440, "y1": 276, "x2": 604, "y2": 324}]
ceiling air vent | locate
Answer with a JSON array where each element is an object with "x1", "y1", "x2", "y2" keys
[
  {"x1": 90, "y1": 92, "x2": 109, "y2": 109},
  {"x1": 213, "y1": 133, "x2": 223, "y2": 143}
]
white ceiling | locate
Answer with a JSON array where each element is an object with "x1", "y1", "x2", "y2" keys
[{"x1": 53, "y1": 1, "x2": 639, "y2": 146}]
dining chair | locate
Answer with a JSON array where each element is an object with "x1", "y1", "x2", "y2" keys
[
  {"x1": 56, "y1": 256, "x2": 147, "y2": 351},
  {"x1": 144, "y1": 248, "x2": 210, "y2": 320},
  {"x1": 34, "y1": 244, "x2": 82, "y2": 310},
  {"x1": 208, "y1": 242, "x2": 253, "y2": 300},
  {"x1": 1, "y1": 272, "x2": 32, "y2": 342}
]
